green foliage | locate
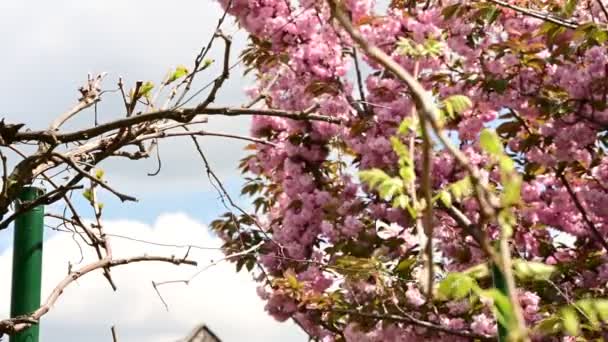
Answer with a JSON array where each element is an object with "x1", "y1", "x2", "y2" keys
[
  {"x1": 447, "y1": 176, "x2": 473, "y2": 202},
  {"x1": 438, "y1": 190, "x2": 452, "y2": 208},
  {"x1": 563, "y1": 0, "x2": 578, "y2": 17},
  {"x1": 512, "y1": 259, "x2": 556, "y2": 281},
  {"x1": 437, "y1": 273, "x2": 478, "y2": 300},
  {"x1": 94, "y1": 169, "x2": 105, "y2": 180},
  {"x1": 82, "y1": 189, "x2": 93, "y2": 203},
  {"x1": 561, "y1": 306, "x2": 580, "y2": 336},
  {"x1": 462, "y1": 262, "x2": 490, "y2": 279},
  {"x1": 359, "y1": 169, "x2": 405, "y2": 200},
  {"x1": 480, "y1": 129, "x2": 503, "y2": 156},
  {"x1": 131, "y1": 81, "x2": 155, "y2": 101},
  {"x1": 501, "y1": 174, "x2": 522, "y2": 206},
  {"x1": 478, "y1": 128, "x2": 523, "y2": 209},
  {"x1": 397, "y1": 117, "x2": 416, "y2": 135},
  {"x1": 534, "y1": 299, "x2": 608, "y2": 337},
  {"x1": 396, "y1": 37, "x2": 444, "y2": 58},
  {"x1": 441, "y1": 3, "x2": 465, "y2": 20},
  {"x1": 334, "y1": 255, "x2": 383, "y2": 279},
  {"x1": 441, "y1": 95, "x2": 473, "y2": 119},
  {"x1": 391, "y1": 194, "x2": 410, "y2": 210},
  {"x1": 202, "y1": 58, "x2": 214, "y2": 68},
  {"x1": 165, "y1": 65, "x2": 189, "y2": 85},
  {"x1": 394, "y1": 257, "x2": 417, "y2": 277}
]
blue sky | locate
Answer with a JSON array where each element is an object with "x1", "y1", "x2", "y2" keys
[{"x1": 0, "y1": 1, "x2": 306, "y2": 341}]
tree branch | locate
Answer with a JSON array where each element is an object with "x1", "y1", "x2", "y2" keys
[
  {"x1": 0, "y1": 255, "x2": 197, "y2": 335},
  {"x1": 13, "y1": 107, "x2": 342, "y2": 145},
  {"x1": 485, "y1": 0, "x2": 579, "y2": 29}
]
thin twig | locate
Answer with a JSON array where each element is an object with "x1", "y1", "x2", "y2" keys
[
  {"x1": 51, "y1": 153, "x2": 137, "y2": 202},
  {"x1": 559, "y1": 171, "x2": 608, "y2": 252},
  {"x1": 485, "y1": 0, "x2": 579, "y2": 29},
  {"x1": 0, "y1": 255, "x2": 197, "y2": 335},
  {"x1": 111, "y1": 326, "x2": 118, "y2": 342}
]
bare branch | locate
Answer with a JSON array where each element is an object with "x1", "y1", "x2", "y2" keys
[
  {"x1": 0, "y1": 255, "x2": 197, "y2": 335},
  {"x1": 197, "y1": 32, "x2": 232, "y2": 109},
  {"x1": 49, "y1": 73, "x2": 106, "y2": 131},
  {"x1": 174, "y1": 0, "x2": 233, "y2": 107},
  {"x1": 559, "y1": 171, "x2": 608, "y2": 252},
  {"x1": 14, "y1": 106, "x2": 341, "y2": 145},
  {"x1": 134, "y1": 130, "x2": 276, "y2": 147},
  {"x1": 0, "y1": 184, "x2": 84, "y2": 230},
  {"x1": 485, "y1": 0, "x2": 579, "y2": 29},
  {"x1": 51, "y1": 153, "x2": 137, "y2": 202},
  {"x1": 111, "y1": 326, "x2": 118, "y2": 342}
]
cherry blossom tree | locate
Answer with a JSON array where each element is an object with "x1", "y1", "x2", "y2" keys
[{"x1": 209, "y1": 0, "x2": 608, "y2": 340}]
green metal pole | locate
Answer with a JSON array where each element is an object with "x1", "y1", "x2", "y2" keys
[
  {"x1": 492, "y1": 261, "x2": 509, "y2": 342},
  {"x1": 10, "y1": 186, "x2": 44, "y2": 342}
]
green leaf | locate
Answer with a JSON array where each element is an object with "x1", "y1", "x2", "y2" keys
[
  {"x1": 82, "y1": 189, "x2": 93, "y2": 203},
  {"x1": 588, "y1": 299, "x2": 608, "y2": 321},
  {"x1": 533, "y1": 316, "x2": 562, "y2": 335},
  {"x1": 378, "y1": 177, "x2": 404, "y2": 199},
  {"x1": 392, "y1": 194, "x2": 410, "y2": 209},
  {"x1": 166, "y1": 65, "x2": 189, "y2": 84},
  {"x1": 390, "y1": 137, "x2": 410, "y2": 163},
  {"x1": 442, "y1": 95, "x2": 472, "y2": 118},
  {"x1": 359, "y1": 169, "x2": 391, "y2": 189},
  {"x1": 396, "y1": 37, "x2": 416, "y2": 56},
  {"x1": 438, "y1": 273, "x2": 477, "y2": 300},
  {"x1": 499, "y1": 155, "x2": 515, "y2": 173},
  {"x1": 360, "y1": 169, "x2": 404, "y2": 199},
  {"x1": 501, "y1": 174, "x2": 522, "y2": 206},
  {"x1": 286, "y1": 272, "x2": 300, "y2": 289},
  {"x1": 573, "y1": 299, "x2": 608, "y2": 329},
  {"x1": 396, "y1": 37, "x2": 444, "y2": 57},
  {"x1": 442, "y1": 3, "x2": 464, "y2": 19},
  {"x1": 394, "y1": 257, "x2": 416, "y2": 276},
  {"x1": 334, "y1": 256, "x2": 380, "y2": 278},
  {"x1": 95, "y1": 169, "x2": 105, "y2": 180},
  {"x1": 450, "y1": 176, "x2": 473, "y2": 201},
  {"x1": 563, "y1": 0, "x2": 577, "y2": 17},
  {"x1": 462, "y1": 262, "x2": 490, "y2": 279},
  {"x1": 512, "y1": 259, "x2": 556, "y2": 281},
  {"x1": 399, "y1": 165, "x2": 415, "y2": 183},
  {"x1": 438, "y1": 190, "x2": 452, "y2": 208},
  {"x1": 561, "y1": 307, "x2": 580, "y2": 336},
  {"x1": 480, "y1": 129, "x2": 503, "y2": 156},
  {"x1": 397, "y1": 117, "x2": 416, "y2": 135},
  {"x1": 203, "y1": 58, "x2": 214, "y2": 68},
  {"x1": 423, "y1": 38, "x2": 444, "y2": 57},
  {"x1": 137, "y1": 81, "x2": 155, "y2": 99}
]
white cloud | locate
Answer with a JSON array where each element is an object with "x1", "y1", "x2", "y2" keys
[{"x1": 0, "y1": 213, "x2": 306, "y2": 341}]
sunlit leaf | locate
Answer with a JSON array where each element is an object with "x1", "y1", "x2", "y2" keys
[
  {"x1": 165, "y1": 65, "x2": 189, "y2": 84},
  {"x1": 561, "y1": 307, "x2": 580, "y2": 336},
  {"x1": 438, "y1": 273, "x2": 477, "y2": 300},
  {"x1": 512, "y1": 259, "x2": 556, "y2": 281},
  {"x1": 480, "y1": 129, "x2": 503, "y2": 156}
]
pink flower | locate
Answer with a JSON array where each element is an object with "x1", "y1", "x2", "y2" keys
[
  {"x1": 405, "y1": 283, "x2": 426, "y2": 307},
  {"x1": 470, "y1": 314, "x2": 497, "y2": 336}
]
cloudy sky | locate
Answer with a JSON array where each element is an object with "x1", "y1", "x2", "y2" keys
[{"x1": 0, "y1": 1, "x2": 306, "y2": 341}]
